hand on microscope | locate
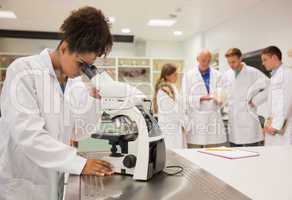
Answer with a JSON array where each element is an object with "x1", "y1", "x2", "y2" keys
[{"x1": 81, "y1": 159, "x2": 114, "y2": 176}]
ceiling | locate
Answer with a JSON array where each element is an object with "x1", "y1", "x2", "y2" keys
[{"x1": 0, "y1": 0, "x2": 263, "y2": 42}]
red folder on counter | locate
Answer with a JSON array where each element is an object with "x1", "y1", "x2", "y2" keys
[{"x1": 198, "y1": 147, "x2": 259, "y2": 160}]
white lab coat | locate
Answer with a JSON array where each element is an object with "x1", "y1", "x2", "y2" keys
[
  {"x1": 181, "y1": 67, "x2": 226, "y2": 145},
  {"x1": 157, "y1": 84, "x2": 187, "y2": 149},
  {"x1": 0, "y1": 49, "x2": 99, "y2": 200},
  {"x1": 265, "y1": 64, "x2": 292, "y2": 145},
  {"x1": 65, "y1": 76, "x2": 102, "y2": 141},
  {"x1": 221, "y1": 64, "x2": 269, "y2": 144}
]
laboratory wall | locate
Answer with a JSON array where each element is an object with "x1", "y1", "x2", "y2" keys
[
  {"x1": 0, "y1": 37, "x2": 184, "y2": 59},
  {"x1": 183, "y1": 33, "x2": 204, "y2": 71},
  {"x1": 0, "y1": 38, "x2": 59, "y2": 55},
  {"x1": 145, "y1": 40, "x2": 184, "y2": 59},
  {"x1": 184, "y1": 0, "x2": 292, "y2": 72}
]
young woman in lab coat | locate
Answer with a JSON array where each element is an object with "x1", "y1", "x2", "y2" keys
[
  {"x1": 221, "y1": 48, "x2": 270, "y2": 147},
  {"x1": 0, "y1": 7, "x2": 114, "y2": 200},
  {"x1": 262, "y1": 46, "x2": 292, "y2": 145},
  {"x1": 153, "y1": 64, "x2": 187, "y2": 149}
]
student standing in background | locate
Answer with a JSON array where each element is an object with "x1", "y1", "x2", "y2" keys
[
  {"x1": 153, "y1": 63, "x2": 187, "y2": 149},
  {"x1": 262, "y1": 46, "x2": 292, "y2": 145},
  {"x1": 221, "y1": 48, "x2": 269, "y2": 147},
  {"x1": 181, "y1": 50, "x2": 226, "y2": 148}
]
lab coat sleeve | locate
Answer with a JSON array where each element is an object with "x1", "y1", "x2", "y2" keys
[
  {"x1": 176, "y1": 89, "x2": 189, "y2": 130},
  {"x1": 270, "y1": 77, "x2": 286, "y2": 130},
  {"x1": 182, "y1": 72, "x2": 202, "y2": 109},
  {"x1": 249, "y1": 72, "x2": 270, "y2": 107},
  {"x1": 66, "y1": 79, "x2": 102, "y2": 141},
  {"x1": 217, "y1": 72, "x2": 230, "y2": 107},
  {"x1": 71, "y1": 97, "x2": 101, "y2": 141},
  {"x1": 180, "y1": 73, "x2": 188, "y2": 114},
  {"x1": 193, "y1": 95, "x2": 202, "y2": 109},
  {"x1": 2, "y1": 65, "x2": 86, "y2": 175},
  {"x1": 180, "y1": 74, "x2": 192, "y2": 130}
]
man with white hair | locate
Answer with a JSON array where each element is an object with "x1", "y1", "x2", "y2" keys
[{"x1": 181, "y1": 50, "x2": 226, "y2": 148}]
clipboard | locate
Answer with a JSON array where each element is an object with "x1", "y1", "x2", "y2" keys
[{"x1": 198, "y1": 147, "x2": 260, "y2": 160}]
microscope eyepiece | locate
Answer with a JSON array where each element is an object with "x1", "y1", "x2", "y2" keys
[{"x1": 80, "y1": 63, "x2": 97, "y2": 79}]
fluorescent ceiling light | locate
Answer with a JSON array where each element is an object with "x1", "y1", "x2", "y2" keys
[
  {"x1": 121, "y1": 28, "x2": 131, "y2": 34},
  {"x1": 108, "y1": 16, "x2": 115, "y2": 23},
  {"x1": 147, "y1": 19, "x2": 176, "y2": 27},
  {"x1": 0, "y1": 10, "x2": 17, "y2": 19},
  {"x1": 174, "y1": 31, "x2": 183, "y2": 36}
]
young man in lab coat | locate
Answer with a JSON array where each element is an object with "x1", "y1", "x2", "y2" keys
[
  {"x1": 221, "y1": 48, "x2": 269, "y2": 147},
  {"x1": 262, "y1": 46, "x2": 292, "y2": 145},
  {"x1": 0, "y1": 7, "x2": 114, "y2": 200},
  {"x1": 181, "y1": 50, "x2": 227, "y2": 148}
]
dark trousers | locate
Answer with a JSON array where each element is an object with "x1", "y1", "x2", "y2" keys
[{"x1": 229, "y1": 141, "x2": 264, "y2": 147}]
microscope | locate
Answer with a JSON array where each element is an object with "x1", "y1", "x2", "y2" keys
[{"x1": 80, "y1": 63, "x2": 166, "y2": 181}]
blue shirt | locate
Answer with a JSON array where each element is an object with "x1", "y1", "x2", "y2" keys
[
  {"x1": 60, "y1": 78, "x2": 68, "y2": 93},
  {"x1": 199, "y1": 67, "x2": 210, "y2": 94}
]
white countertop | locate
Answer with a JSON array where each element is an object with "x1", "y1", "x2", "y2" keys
[{"x1": 174, "y1": 146, "x2": 292, "y2": 200}]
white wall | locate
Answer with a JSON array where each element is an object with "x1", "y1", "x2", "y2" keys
[
  {"x1": 207, "y1": 0, "x2": 292, "y2": 70},
  {"x1": 0, "y1": 38, "x2": 184, "y2": 59},
  {"x1": 182, "y1": 0, "x2": 292, "y2": 117},
  {"x1": 183, "y1": 33, "x2": 204, "y2": 71},
  {"x1": 109, "y1": 42, "x2": 136, "y2": 57},
  {"x1": 184, "y1": 0, "x2": 292, "y2": 72},
  {"x1": 145, "y1": 40, "x2": 184, "y2": 59},
  {"x1": 0, "y1": 38, "x2": 60, "y2": 54}
]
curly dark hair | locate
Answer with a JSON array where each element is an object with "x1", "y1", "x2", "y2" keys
[{"x1": 60, "y1": 6, "x2": 113, "y2": 56}]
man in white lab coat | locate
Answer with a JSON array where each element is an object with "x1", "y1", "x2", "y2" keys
[
  {"x1": 221, "y1": 48, "x2": 269, "y2": 147},
  {"x1": 182, "y1": 50, "x2": 226, "y2": 148},
  {"x1": 262, "y1": 46, "x2": 292, "y2": 145},
  {"x1": 0, "y1": 7, "x2": 114, "y2": 200}
]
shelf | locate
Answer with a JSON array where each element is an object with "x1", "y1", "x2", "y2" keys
[
  {"x1": 94, "y1": 57, "x2": 116, "y2": 67},
  {"x1": 118, "y1": 67, "x2": 150, "y2": 83},
  {"x1": 118, "y1": 58, "x2": 151, "y2": 67},
  {"x1": 0, "y1": 54, "x2": 26, "y2": 69},
  {"x1": 152, "y1": 71, "x2": 184, "y2": 74},
  {"x1": 121, "y1": 81, "x2": 151, "y2": 85},
  {"x1": 98, "y1": 66, "x2": 116, "y2": 69},
  {"x1": 118, "y1": 65, "x2": 151, "y2": 68},
  {"x1": 0, "y1": 53, "x2": 184, "y2": 97}
]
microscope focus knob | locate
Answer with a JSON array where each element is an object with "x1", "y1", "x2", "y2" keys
[{"x1": 123, "y1": 155, "x2": 137, "y2": 169}]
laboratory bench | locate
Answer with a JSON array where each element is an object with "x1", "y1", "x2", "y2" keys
[
  {"x1": 64, "y1": 146, "x2": 292, "y2": 200},
  {"x1": 64, "y1": 150, "x2": 250, "y2": 200},
  {"x1": 174, "y1": 146, "x2": 292, "y2": 200}
]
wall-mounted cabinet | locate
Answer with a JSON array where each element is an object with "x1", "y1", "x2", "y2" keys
[
  {"x1": 0, "y1": 54, "x2": 28, "y2": 95},
  {"x1": 1, "y1": 54, "x2": 184, "y2": 98}
]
